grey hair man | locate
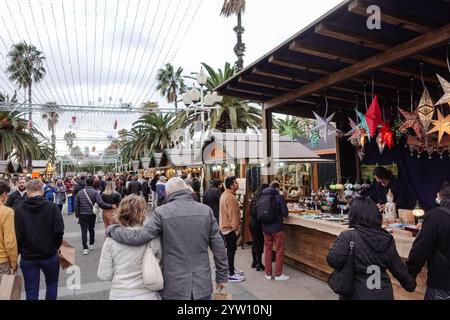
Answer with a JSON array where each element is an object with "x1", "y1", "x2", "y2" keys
[{"x1": 107, "y1": 177, "x2": 228, "y2": 300}]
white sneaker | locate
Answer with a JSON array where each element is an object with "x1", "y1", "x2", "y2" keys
[
  {"x1": 265, "y1": 274, "x2": 272, "y2": 280},
  {"x1": 234, "y1": 268, "x2": 245, "y2": 276},
  {"x1": 89, "y1": 245, "x2": 95, "y2": 250},
  {"x1": 228, "y1": 274, "x2": 245, "y2": 282},
  {"x1": 83, "y1": 249, "x2": 89, "y2": 255},
  {"x1": 275, "y1": 274, "x2": 290, "y2": 281}
]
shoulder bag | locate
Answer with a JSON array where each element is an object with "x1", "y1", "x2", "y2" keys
[
  {"x1": 142, "y1": 243, "x2": 164, "y2": 291},
  {"x1": 327, "y1": 231, "x2": 355, "y2": 297},
  {"x1": 82, "y1": 189, "x2": 100, "y2": 215}
]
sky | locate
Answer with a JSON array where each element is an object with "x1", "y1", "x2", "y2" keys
[{"x1": 0, "y1": 0, "x2": 342, "y2": 157}]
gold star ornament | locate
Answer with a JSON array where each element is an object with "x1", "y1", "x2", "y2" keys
[
  {"x1": 435, "y1": 74, "x2": 450, "y2": 107},
  {"x1": 427, "y1": 109, "x2": 450, "y2": 143},
  {"x1": 416, "y1": 88, "x2": 434, "y2": 132}
]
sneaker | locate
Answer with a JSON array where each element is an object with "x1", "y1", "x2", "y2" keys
[
  {"x1": 275, "y1": 274, "x2": 290, "y2": 281},
  {"x1": 234, "y1": 268, "x2": 245, "y2": 276},
  {"x1": 83, "y1": 249, "x2": 89, "y2": 255},
  {"x1": 89, "y1": 245, "x2": 95, "y2": 250},
  {"x1": 265, "y1": 274, "x2": 272, "y2": 280},
  {"x1": 228, "y1": 274, "x2": 245, "y2": 282}
]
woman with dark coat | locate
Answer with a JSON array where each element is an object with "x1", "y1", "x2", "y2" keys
[
  {"x1": 326, "y1": 197, "x2": 416, "y2": 300},
  {"x1": 249, "y1": 184, "x2": 269, "y2": 271}
]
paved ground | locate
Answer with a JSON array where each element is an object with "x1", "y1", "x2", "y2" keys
[{"x1": 19, "y1": 210, "x2": 336, "y2": 300}]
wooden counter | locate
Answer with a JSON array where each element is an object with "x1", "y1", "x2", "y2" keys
[{"x1": 283, "y1": 215, "x2": 427, "y2": 300}]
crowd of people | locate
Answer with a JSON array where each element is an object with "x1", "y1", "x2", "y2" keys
[{"x1": 0, "y1": 172, "x2": 449, "y2": 301}]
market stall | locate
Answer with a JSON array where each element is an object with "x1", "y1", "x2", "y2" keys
[{"x1": 216, "y1": 0, "x2": 450, "y2": 299}]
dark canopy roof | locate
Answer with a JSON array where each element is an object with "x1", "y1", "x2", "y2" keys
[{"x1": 216, "y1": 0, "x2": 450, "y2": 120}]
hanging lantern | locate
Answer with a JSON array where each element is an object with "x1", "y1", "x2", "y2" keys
[
  {"x1": 379, "y1": 124, "x2": 394, "y2": 149},
  {"x1": 416, "y1": 88, "x2": 435, "y2": 132},
  {"x1": 113, "y1": 120, "x2": 118, "y2": 130},
  {"x1": 71, "y1": 116, "x2": 77, "y2": 125},
  {"x1": 376, "y1": 132, "x2": 385, "y2": 154},
  {"x1": 364, "y1": 95, "x2": 383, "y2": 137}
]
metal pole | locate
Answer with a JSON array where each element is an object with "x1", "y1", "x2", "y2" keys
[{"x1": 200, "y1": 84, "x2": 205, "y2": 199}]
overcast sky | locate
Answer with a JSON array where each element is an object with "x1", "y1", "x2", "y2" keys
[{"x1": 0, "y1": 0, "x2": 341, "y2": 156}]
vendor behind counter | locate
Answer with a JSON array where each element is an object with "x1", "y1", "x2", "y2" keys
[{"x1": 366, "y1": 166, "x2": 416, "y2": 210}]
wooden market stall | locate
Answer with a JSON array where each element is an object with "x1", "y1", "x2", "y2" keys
[{"x1": 216, "y1": 0, "x2": 450, "y2": 299}]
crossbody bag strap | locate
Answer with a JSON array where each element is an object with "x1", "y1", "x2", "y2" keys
[{"x1": 82, "y1": 189, "x2": 94, "y2": 207}]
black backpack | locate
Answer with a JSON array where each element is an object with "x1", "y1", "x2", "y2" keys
[{"x1": 256, "y1": 194, "x2": 279, "y2": 224}]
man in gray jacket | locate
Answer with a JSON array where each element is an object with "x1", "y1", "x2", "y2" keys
[{"x1": 107, "y1": 177, "x2": 228, "y2": 300}]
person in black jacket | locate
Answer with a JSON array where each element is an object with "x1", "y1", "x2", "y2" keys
[
  {"x1": 203, "y1": 179, "x2": 223, "y2": 223},
  {"x1": 142, "y1": 177, "x2": 150, "y2": 204},
  {"x1": 101, "y1": 181, "x2": 122, "y2": 228},
  {"x1": 150, "y1": 175, "x2": 159, "y2": 207},
  {"x1": 249, "y1": 183, "x2": 269, "y2": 271},
  {"x1": 127, "y1": 175, "x2": 142, "y2": 196},
  {"x1": 407, "y1": 181, "x2": 450, "y2": 300},
  {"x1": 14, "y1": 179, "x2": 64, "y2": 300},
  {"x1": 327, "y1": 197, "x2": 416, "y2": 300},
  {"x1": 5, "y1": 177, "x2": 27, "y2": 209}
]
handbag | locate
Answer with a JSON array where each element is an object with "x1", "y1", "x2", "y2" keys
[
  {"x1": 0, "y1": 274, "x2": 22, "y2": 300},
  {"x1": 327, "y1": 231, "x2": 355, "y2": 297},
  {"x1": 83, "y1": 189, "x2": 100, "y2": 215},
  {"x1": 59, "y1": 240, "x2": 76, "y2": 270},
  {"x1": 142, "y1": 244, "x2": 164, "y2": 291}
]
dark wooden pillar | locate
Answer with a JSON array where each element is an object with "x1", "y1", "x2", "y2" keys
[{"x1": 262, "y1": 107, "x2": 274, "y2": 184}]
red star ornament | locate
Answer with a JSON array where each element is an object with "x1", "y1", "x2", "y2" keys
[
  {"x1": 364, "y1": 95, "x2": 382, "y2": 137},
  {"x1": 398, "y1": 108, "x2": 422, "y2": 137},
  {"x1": 379, "y1": 124, "x2": 394, "y2": 149}
]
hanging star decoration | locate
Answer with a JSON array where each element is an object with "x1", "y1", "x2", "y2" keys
[
  {"x1": 379, "y1": 123, "x2": 394, "y2": 149},
  {"x1": 392, "y1": 119, "x2": 407, "y2": 141},
  {"x1": 309, "y1": 130, "x2": 320, "y2": 147},
  {"x1": 356, "y1": 110, "x2": 371, "y2": 142},
  {"x1": 311, "y1": 112, "x2": 338, "y2": 143},
  {"x1": 416, "y1": 87, "x2": 435, "y2": 132},
  {"x1": 346, "y1": 117, "x2": 367, "y2": 147},
  {"x1": 427, "y1": 109, "x2": 450, "y2": 143},
  {"x1": 398, "y1": 108, "x2": 422, "y2": 137},
  {"x1": 435, "y1": 74, "x2": 450, "y2": 107},
  {"x1": 376, "y1": 132, "x2": 385, "y2": 154},
  {"x1": 364, "y1": 95, "x2": 383, "y2": 137}
]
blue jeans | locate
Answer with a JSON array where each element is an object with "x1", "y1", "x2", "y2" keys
[{"x1": 20, "y1": 255, "x2": 60, "y2": 300}]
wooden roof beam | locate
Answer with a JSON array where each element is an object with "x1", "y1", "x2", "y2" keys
[
  {"x1": 348, "y1": 0, "x2": 435, "y2": 34},
  {"x1": 238, "y1": 77, "x2": 291, "y2": 91},
  {"x1": 265, "y1": 22, "x2": 450, "y2": 109},
  {"x1": 315, "y1": 23, "x2": 448, "y2": 68},
  {"x1": 268, "y1": 55, "x2": 330, "y2": 75}
]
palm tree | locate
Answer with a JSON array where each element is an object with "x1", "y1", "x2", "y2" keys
[
  {"x1": 42, "y1": 102, "x2": 59, "y2": 158},
  {"x1": 6, "y1": 41, "x2": 46, "y2": 122},
  {"x1": 274, "y1": 116, "x2": 313, "y2": 142},
  {"x1": 220, "y1": 0, "x2": 246, "y2": 70},
  {"x1": 142, "y1": 101, "x2": 159, "y2": 109},
  {"x1": 0, "y1": 91, "x2": 18, "y2": 105},
  {"x1": 64, "y1": 131, "x2": 76, "y2": 152},
  {"x1": 156, "y1": 63, "x2": 186, "y2": 110},
  {"x1": 175, "y1": 62, "x2": 261, "y2": 132}
]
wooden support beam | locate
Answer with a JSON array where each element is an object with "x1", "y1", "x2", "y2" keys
[
  {"x1": 226, "y1": 85, "x2": 275, "y2": 98},
  {"x1": 348, "y1": 0, "x2": 435, "y2": 34},
  {"x1": 265, "y1": 22, "x2": 450, "y2": 109},
  {"x1": 252, "y1": 68, "x2": 306, "y2": 83},
  {"x1": 238, "y1": 77, "x2": 291, "y2": 91},
  {"x1": 268, "y1": 55, "x2": 330, "y2": 75}
]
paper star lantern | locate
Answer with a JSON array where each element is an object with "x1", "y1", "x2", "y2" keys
[
  {"x1": 311, "y1": 112, "x2": 338, "y2": 143},
  {"x1": 427, "y1": 109, "x2": 450, "y2": 143},
  {"x1": 435, "y1": 74, "x2": 450, "y2": 107},
  {"x1": 364, "y1": 95, "x2": 382, "y2": 137},
  {"x1": 376, "y1": 132, "x2": 385, "y2": 153},
  {"x1": 345, "y1": 118, "x2": 358, "y2": 137},
  {"x1": 398, "y1": 108, "x2": 422, "y2": 137},
  {"x1": 416, "y1": 88, "x2": 435, "y2": 132},
  {"x1": 379, "y1": 124, "x2": 394, "y2": 149},
  {"x1": 356, "y1": 110, "x2": 371, "y2": 142}
]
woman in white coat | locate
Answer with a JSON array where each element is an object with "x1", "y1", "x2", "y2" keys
[{"x1": 97, "y1": 195, "x2": 161, "y2": 300}]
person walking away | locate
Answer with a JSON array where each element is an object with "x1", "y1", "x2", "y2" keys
[
  {"x1": 407, "y1": 181, "x2": 450, "y2": 300},
  {"x1": 65, "y1": 179, "x2": 74, "y2": 215},
  {"x1": 14, "y1": 179, "x2": 64, "y2": 300},
  {"x1": 101, "y1": 181, "x2": 122, "y2": 228},
  {"x1": 75, "y1": 176, "x2": 114, "y2": 255},
  {"x1": 250, "y1": 184, "x2": 269, "y2": 272},
  {"x1": 150, "y1": 175, "x2": 159, "y2": 207},
  {"x1": 156, "y1": 176, "x2": 167, "y2": 206},
  {"x1": 43, "y1": 181, "x2": 56, "y2": 203},
  {"x1": 98, "y1": 176, "x2": 106, "y2": 193},
  {"x1": 203, "y1": 179, "x2": 223, "y2": 225},
  {"x1": 54, "y1": 180, "x2": 66, "y2": 213},
  {"x1": 257, "y1": 181, "x2": 289, "y2": 280},
  {"x1": 142, "y1": 177, "x2": 150, "y2": 204},
  {"x1": 220, "y1": 176, "x2": 245, "y2": 282},
  {"x1": 98, "y1": 195, "x2": 160, "y2": 300},
  {"x1": 127, "y1": 176, "x2": 142, "y2": 196},
  {"x1": 0, "y1": 182, "x2": 18, "y2": 275},
  {"x1": 191, "y1": 173, "x2": 201, "y2": 200},
  {"x1": 107, "y1": 177, "x2": 228, "y2": 300},
  {"x1": 326, "y1": 197, "x2": 416, "y2": 300},
  {"x1": 5, "y1": 177, "x2": 27, "y2": 209}
]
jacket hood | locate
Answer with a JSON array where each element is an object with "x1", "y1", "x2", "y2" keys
[
  {"x1": 440, "y1": 199, "x2": 450, "y2": 208},
  {"x1": 165, "y1": 189, "x2": 194, "y2": 203},
  {"x1": 262, "y1": 188, "x2": 280, "y2": 196},
  {"x1": 20, "y1": 196, "x2": 49, "y2": 213},
  {"x1": 355, "y1": 225, "x2": 393, "y2": 253}
]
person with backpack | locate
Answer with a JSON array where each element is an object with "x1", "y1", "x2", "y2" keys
[
  {"x1": 407, "y1": 181, "x2": 450, "y2": 300},
  {"x1": 249, "y1": 183, "x2": 269, "y2": 271},
  {"x1": 257, "y1": 181, "x2": 289, "y2": 281}
]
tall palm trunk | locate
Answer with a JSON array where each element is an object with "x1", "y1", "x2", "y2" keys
[
  {"x1": 51, "y1": 126, "x2": 56, "y2": 159},
  {"x1": 27, "y1": 82, "x2": 33, "y2": 171},
  {"x1": 233, "y1": 12, "x2": 245, "y2": 71},
  {"x1": 28, "y1": 83, "x2": 32, "y2": 122}
]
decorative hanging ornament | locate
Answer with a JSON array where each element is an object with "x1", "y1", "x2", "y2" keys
[
  {"x1": 427, "y1": 109, "x2": 450, "y2": 143},
  {"x1": 379, "y1": 124, "x2": 394, "y2": 149},
  {"x1": 309, "y1": 130, "x2": 320, "y2": 147},
  {"x1": 376, "y1": 132, "x2": 385, "y2": 154},
  {"x1": 71, "y1": 116, "x2": 77, "y2": 125},
  {"x1": 356, "y1": 110, "x2": 371, "y2": 142},
  {"x1": 311, "y1": 112, "x2": 338, "y2": 143},
  {"x1": 398, "y1": 108, "x2": 422, "y2": 137},
  {"x1": 435, "y1": 74, "x2": 450, "y2": 107},
  {"x1": 113, "y1": 120, "x2": 118, "y2": 130},
  {"x1": 346, "y1": 117, "x2": 366, "y2": 147},
  {"x1": 416, "y1": 87, "x2": 435, "y2": 132},
  {"x1": 392, "y1": 119, "x2": 407, "y2": 141},
  {"x1": 364, "y1": 95, "x2": 382, "y2": 137}
]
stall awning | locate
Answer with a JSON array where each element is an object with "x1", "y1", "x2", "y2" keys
[{"x1": 215, "y1": 0, "x2": 450, "y2": 119}]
